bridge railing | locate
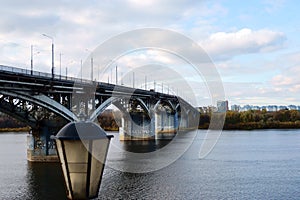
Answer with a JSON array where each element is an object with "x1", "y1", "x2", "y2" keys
[
  {"x1": 0, "y1": 65, "x2": 92, "y2": 84},
  {"x1": 0, "y1": 65, "x2": 196, "y2": 106}
]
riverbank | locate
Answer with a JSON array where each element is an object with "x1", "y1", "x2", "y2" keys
[
  {"x1": 199, "y1": 121, "x2": 300, "y2": 130},
  {"x1": 0, "y1": 127, "x2": 30, "y2": 132},
  {"x1": 199, "y1": 109, "x2": 300, "y2": 130},
  {"x1": 2, "y1": 109, "x2": 300, "y2": 132}
]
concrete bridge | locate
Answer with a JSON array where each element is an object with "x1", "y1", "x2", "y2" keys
[{"x1": 0, "y1": 65, "x2": 199, "y2": 162}]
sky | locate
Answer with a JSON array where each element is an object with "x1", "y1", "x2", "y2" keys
[{"x1": 0, "y1": 0, "x2": 300, "y2": 107}]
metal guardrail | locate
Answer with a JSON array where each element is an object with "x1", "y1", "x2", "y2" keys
[
  {"x1": 0, "y1": 65, "x2": 92, "y2": 84},
  {"x1": 0, "y1": 65, "x2": 194, "y2": 106}
]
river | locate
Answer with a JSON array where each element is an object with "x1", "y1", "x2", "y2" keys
[{"x1": 0, "y1": 129, "x2": 299, "y2": 199}]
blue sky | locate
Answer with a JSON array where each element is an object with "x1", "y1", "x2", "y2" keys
[{"x1": 0, "y1": 0, "x2": 299, "y2": 107}]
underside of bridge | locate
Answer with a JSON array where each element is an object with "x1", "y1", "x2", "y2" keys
[{"x1": 0, "y1": 65, "x2": 199, "y2": 162}]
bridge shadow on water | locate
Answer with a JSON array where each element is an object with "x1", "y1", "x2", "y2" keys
[{"x1": 120, "y1": 139, "x2": 173, "y2": 153}]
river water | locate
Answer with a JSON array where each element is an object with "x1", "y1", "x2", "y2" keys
[{"x1": 0, "y1": 130, "x2": 299, "y2": 199}]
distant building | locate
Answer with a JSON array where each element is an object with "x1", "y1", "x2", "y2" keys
[
  {"x1": 267, "y1": 105, "x2": 277, "y2": 112},
  {"x1": 231, "y1": 104, "x2": 240, "y2": 111},
  {"x1": 288, "y1": 105, "x2": 297, "y2": 110},
  {"x1": 240, "y1": 105, "x2": 251, "y2": 112},
  {"x1": 279, "y1": 106, "x2": 288, "y2": 110},
  {"x1": 197, "y1": 106, "x2": 217, "y2": 113},
  {"x1": 217, "y1": 100, "x2": 228, "y2": 112},
  {"x1": 252, "y1": 106, "x2": 261, "y2": 111},
  {"x1": 200, "y1": 102, "x2": 300, "y2": 113}
]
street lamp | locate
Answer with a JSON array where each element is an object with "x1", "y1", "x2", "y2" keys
[
  {"x1": 30, "y1": 45, "x2": 40, "y2": 75},
  {"x1": 60, "y1": 53, "x2": 63, "y2": 79},
  {"x1": 51, "y1": 121, "x2": 113, "y2": 200},
  {"x1": 115, "y1": 65, "x2": 118, "y2": 85},
  {"x1": 81, "y1": 59, "x2": 83, "y2": 82},
  {"x1": 86, "y1": 49, "x2": 93, "y2": 81},
  {"x1": 42, "y1": 33, "x2": 54, "y2": 79},
  {"x1": 65, "y1": 60, "x2": 74, "y2": 80}
]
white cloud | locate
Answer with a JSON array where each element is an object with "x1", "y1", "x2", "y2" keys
[
  {"x1": 269, "y1": 51, "x2": 300, "y2": 91},
  {"x1": 272, "y1": 74, "x2": 293, "y2": 86},
  {"x1": 0, "y1": 0, "x2": 299, "y2": 107},
  {"x1": 201, "y1": 28, "x2": 286, "y2": 60}
]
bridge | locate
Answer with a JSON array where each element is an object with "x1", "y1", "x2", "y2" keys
[{"x1": 0, "y1": 65, "x2": 199, "y2": 162}]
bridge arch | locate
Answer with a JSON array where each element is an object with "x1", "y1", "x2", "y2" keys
[
  {"x1": 0, "y1": 91, "x2": 78, "y2": 127},
  {"x1": 89, "y1": 96, "x2": 151, "y2": 122},
  {"x1": 153, "y1": 99, "x2": 176, "y2": 114}
]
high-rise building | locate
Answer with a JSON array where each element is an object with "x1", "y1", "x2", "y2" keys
[
  {"x1": 231, "y1": 104, "x2": 240, "y2": 111},
  {"x1": 217, "y1": 100, "x2": 228, "y2": 112}
]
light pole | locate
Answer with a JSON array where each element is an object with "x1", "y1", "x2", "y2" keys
[
  {"x1": 30, "y1": 45, "x2": 33, "y2": 75},
  {"x1": 98, "y1": 65, "x2": 100, "y2": 81},
  {"x1": 66, "y1": 60, "x2": 74, "y2": 80},
  {"x1": 81, "y1": 59, "x2": 83, "y2": 82},
  {"x1": 30, "y1": 45, "x2": 39, "y2": 75},
  {"x1": 86, "y1": 49, "x2": 93, "y2": 81},
  {"x1": 110, "y1": 68, "x2": 112, "y2": 84},
  {"x1": 59, "y1": 53, "x2": 63, "y2": 79},
  {"x1": 121, "y1": 72, "x2": 123, "y2": 85},
  {"x1": 42, "y1": 34, "x2": 54, "y2": 79},
  {"x1": 115, "y1": 65, "x2": 118, "y2": 85}
]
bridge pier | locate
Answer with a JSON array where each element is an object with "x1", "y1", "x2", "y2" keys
[
  {"x1": 154, "y1": 111, "x2": 177, "y2": 140},
  {"x1": 178, "y1": 110, "x2": 199, "y2": 131},
  {"x1": 27, "y1": 120, "x2": 64, "y2": 162},
  {"x1": 119, "y1": 112, "x2": 153, "y2": 140},
  {"x1": 119, "y1": 111, "x2": 179, "y2": 141}
]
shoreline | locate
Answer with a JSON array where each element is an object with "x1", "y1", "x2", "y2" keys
[
  {"x1": 1, "y1": 126, "x2": 300, "y2": 133},
  {"x1": 0, "y1": 127, "x2": 30, "y2": 133},
  {"x1": 199, "y1": 122, "x2": 300, "y2": 130}
]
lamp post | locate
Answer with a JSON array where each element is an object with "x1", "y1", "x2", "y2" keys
[
  {"x1": 110, "y1": 68, "x2": 112, "y2": 84},
  {"x1": 86, "y1": 49, "x2": 93, "y2": 81},
  {"x1": 60, "y1": 53, "x2": 63, "y2": 79},
  {"x1": 81, "y1": 60, "x2": 83, "y2": 82},
  {"x1": 66, "y1": 67, "x2": 68, "y2": 79},
  {"x1": 42, "y1": 34, "x2": 54, "y2": 79},
  {"x1": 65, "y1": 60, "x2": 74, "y2": 80},
  {"x1": 51, "y1": 121, "x2": 113, "y2": 200},
  {"x1": 115, "y1": 65, "x2": 118, "y2": 85},
  {"x1": 30, "y1": 45, "x2": 39, "y2": 75}
]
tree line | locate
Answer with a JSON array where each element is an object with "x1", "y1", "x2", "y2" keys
[
  {"x1": 0, "y1": 114, "x2": 29, "y2": 132},
  {"x1": 199, "y1": 109, "x2": 300, "y2": 130},
  {"x1": 2, "y1": 109, "x2": 300, "y2": 132}
]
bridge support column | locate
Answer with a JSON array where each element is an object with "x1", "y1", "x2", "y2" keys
[
  {"x1": 178, "y1": 115, "x2": 188, "y2": 130},
  {"x1": 174, "y1": 112, "x2": 179, "y2": 130},
  {"x1": 27, "y1": 122, "x2": 59, "y2": 162},
  {"x1": 154, "y1": 112, "x2": 177, "y2": 140},
  {"x1": 119, "y1": 112, "x2": 152, "y2": 140}
]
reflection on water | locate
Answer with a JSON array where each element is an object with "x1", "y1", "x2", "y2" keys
[
  {"x1": 0, "y1": 130, "x2": 300, "y2": 199},
  {"x1": 26, "y1": 162, "x2": 66, "y2": 200},
  {"x1": 121, "y1": 140, "x2": 171, "y2": 153}
]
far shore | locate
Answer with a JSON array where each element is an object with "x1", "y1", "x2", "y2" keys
[
  {"x1": 1, "y1": 125, "x2": 300, "y2": 133},
  {"x1": 0, "y1": 127, "x2": 31, "y2": 133}
]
